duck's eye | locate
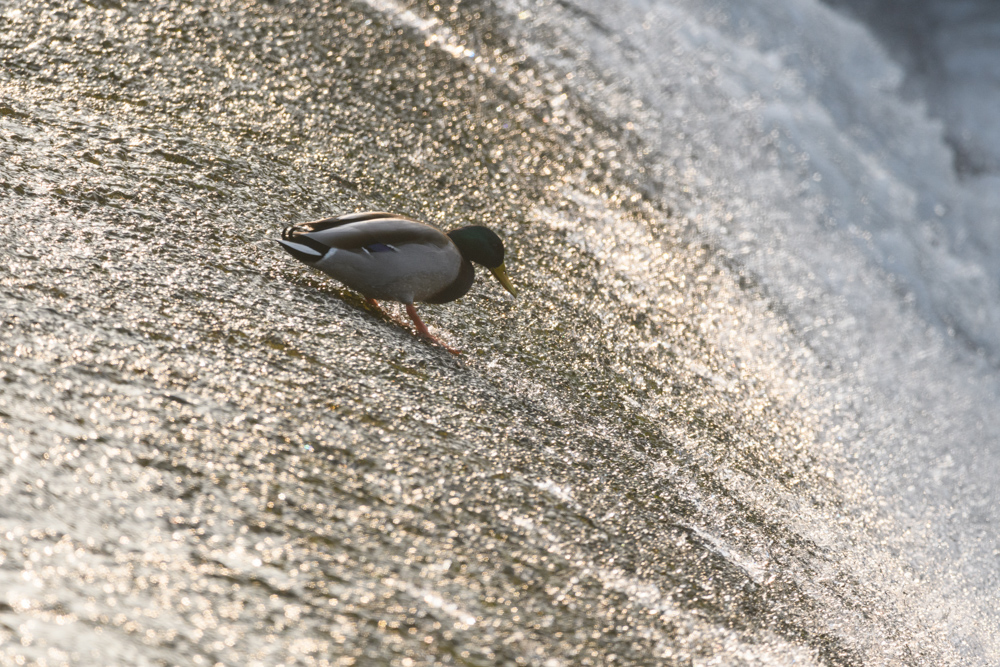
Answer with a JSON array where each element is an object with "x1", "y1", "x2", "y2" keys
[{"x1": 363, "y1": 243, "x2": 398, "y2": 253}]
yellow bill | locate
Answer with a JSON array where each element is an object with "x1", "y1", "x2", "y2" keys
[{"x1": 489, "y1": 263, "x2": 517, "y2": 297}]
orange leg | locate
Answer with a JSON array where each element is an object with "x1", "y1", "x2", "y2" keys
[{"x1": 405, "y1": 304, "x2": 461, "y2": 355}]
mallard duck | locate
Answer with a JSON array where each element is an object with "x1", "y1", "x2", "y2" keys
[{"x1": 278, "y1": 211, "x2": 516, "y2": 353}]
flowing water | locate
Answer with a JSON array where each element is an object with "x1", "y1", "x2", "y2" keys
[{"x1": 2, "y1": 0, "x2": 999, "y2": 665}]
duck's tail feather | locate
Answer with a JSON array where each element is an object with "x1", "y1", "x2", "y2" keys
[{"x1": 277, "y1": 236, "x2": 328, "y2": 264}]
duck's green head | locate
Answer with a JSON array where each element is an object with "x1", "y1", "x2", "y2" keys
[{"x1": 448, "y1": 226, "x2": 517, "y2": 296}]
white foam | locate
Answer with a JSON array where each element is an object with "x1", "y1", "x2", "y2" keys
[{"x1": 495, "y1": 0, "x2": 1000, "y2": 660}]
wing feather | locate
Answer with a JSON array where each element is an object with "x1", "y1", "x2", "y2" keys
[
  {"x1": 287, "y1": 216, "x2": 450, "y2": 252},
  {"x1": 282, "y1": 211, "x2": 418, "y2": 239}
]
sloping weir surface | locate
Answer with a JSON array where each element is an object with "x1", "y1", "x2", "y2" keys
[{"x1": 2, "y1": 1, "x2": 1000, "y2": 665}]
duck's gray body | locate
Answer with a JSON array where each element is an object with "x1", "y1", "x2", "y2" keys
[
  {"x1": 278, "y1": 212, "x2": 474, "y2": 305},
  {"x1": 278, "y1": 211, "x2": 514, "y2": 353}
]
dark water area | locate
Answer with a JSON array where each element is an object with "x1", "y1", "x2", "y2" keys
[
  {"x1": 2, "y1": 1, "x2": 998, "y2": 665},
  {"x1": 820, "y1": 0, "x2": 1000, "y2": 175}
]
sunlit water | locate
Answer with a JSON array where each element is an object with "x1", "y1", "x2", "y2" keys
[{"x1": 2, "y1": 1, "x2": 998, "y2": 665}]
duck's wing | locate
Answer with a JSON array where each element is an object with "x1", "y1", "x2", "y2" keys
[
  {"x1": 281, "y1": 211, "x2": 405, "y2": 240},
  {"x1": 287, "y1": 217, "x2": 451, "y2": 252}
]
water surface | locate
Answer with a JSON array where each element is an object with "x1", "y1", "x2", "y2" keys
[{"x1": 2, "y1": 0, "x2": 998, "y2": 665}]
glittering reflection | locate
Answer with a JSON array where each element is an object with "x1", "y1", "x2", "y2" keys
[{"x1": 0, "y1": 0, "x2": 991, "y2": 665}]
